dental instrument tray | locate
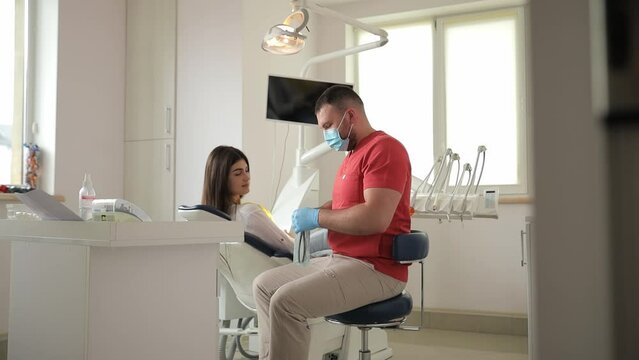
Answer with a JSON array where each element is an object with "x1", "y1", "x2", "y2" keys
[{"x1": 410, "y1": 145, "x2": 499, "y2": 221}]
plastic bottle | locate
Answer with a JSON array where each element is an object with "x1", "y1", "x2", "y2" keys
[{"x1": 79, "y1": 173, "x2": 96, "y2": 220}]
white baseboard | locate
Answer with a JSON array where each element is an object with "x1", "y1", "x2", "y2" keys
[{"x1": 405, "y1": 309, "x2": 528, "y2": 336}]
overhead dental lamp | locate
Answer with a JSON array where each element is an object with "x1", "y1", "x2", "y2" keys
[
  {"x1": 262, "y1": 0, "x2": 388, "y2": 77},
  {"x1": 262, "y1": 8, "x2": 309, "y2": 55}
]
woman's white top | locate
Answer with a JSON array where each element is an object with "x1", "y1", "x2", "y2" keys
[{"x1": 229, "y1": 203, "x2": 294, "y2": 254}]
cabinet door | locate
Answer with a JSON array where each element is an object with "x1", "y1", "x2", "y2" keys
[
  {"x1": 125, "y1": 0, "x2": 176, "y2": 141},
  {"x1": 124, "y1": 140, "x2": 175, "y2": 221}
]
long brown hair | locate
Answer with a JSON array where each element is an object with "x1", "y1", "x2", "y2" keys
[{"x1": 201, "y1": 146, "x2": 250, "y2": 214}]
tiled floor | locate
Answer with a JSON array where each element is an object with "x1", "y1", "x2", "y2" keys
[
  {"x1": 228, "y1": 328, "x2": 528, "y2": 359},
  {"x1": 388, "y1": 328, "x2": 527, "y2": 360}
]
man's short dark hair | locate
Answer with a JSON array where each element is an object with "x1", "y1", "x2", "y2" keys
[{"x1": 315, "y1": 85, "x2": 364, "y2": 114}]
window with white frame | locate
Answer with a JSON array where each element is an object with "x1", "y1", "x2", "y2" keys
[
  {"x1": 355, "y1": 8, "x2": 528, "y2": 194},
  {"x1": 0, "y1": 0, "x2": 26, "y2": 185}
]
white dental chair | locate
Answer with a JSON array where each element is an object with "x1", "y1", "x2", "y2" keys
[
  {"x1": 178, "y1": 204, "x2": 289, "y2": 359},
  {"x1": 178, "y1": 205, "x2": 394, "y2": 360}
]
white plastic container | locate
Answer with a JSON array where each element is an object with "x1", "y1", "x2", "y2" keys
[{"x1": 78, "y1": 173, "x2": 96, "y2": 220}]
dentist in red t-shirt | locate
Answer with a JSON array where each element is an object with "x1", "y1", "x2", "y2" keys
[{"x1": 253, "y1": 85, "x2": 412, "y2": 360}]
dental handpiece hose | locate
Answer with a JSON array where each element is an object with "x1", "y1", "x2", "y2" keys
[{"x1": 294, "y1": 230, "x2": 311, "y2": 265}]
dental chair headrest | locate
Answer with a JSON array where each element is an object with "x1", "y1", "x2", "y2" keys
[
  {"x1": 178, "y1": 204, "x2": 232, "y2": 221},
  {"x1": 178, "y1": 204, "x2": 293, "y2": 260}
]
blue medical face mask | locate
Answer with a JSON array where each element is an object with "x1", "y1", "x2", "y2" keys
[{"x1": 323, "y1": 111, "x2": 353, "y2": 151}]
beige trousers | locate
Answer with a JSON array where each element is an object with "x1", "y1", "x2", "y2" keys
[{"x1": 252, "y1": 254, "x2": 406, "y2": 360}]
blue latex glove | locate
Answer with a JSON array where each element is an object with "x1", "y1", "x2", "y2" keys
[{"x1": 292, "y1": 207, "x2": 320, "y2": 233}]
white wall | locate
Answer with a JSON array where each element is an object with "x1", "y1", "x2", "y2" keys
[
  {"x1": 55, "y1": 0, "x2": 125, "y2": 205},
  {"x1": 529, "y1": 0, "x2": 611, "y2": 358},
  {"x1": 175, "y1": 0, "x2": 243, "y2": 209},
  {"x1": 241, "y1": 0, "x2": 324, "y2": 209},
  {"x1": 29, "y1": 0, "x2": 59, "y2": 194}
]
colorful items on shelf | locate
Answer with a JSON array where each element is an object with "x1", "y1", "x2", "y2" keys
[
  {"x1": 24, "y1": 143, "x2": 40, "y2": 189},
  {"x1": 0, "y1": 184, "x2": 32, "y2": 193}
]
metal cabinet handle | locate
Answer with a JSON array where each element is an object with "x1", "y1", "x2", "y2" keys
[
  {"x1": 165, "y1": 144, "x2": 171, "y2": 171},
  {"x1": 165, "y1": 107, "x2": 172, "y2": 135},
  {"x1": 520, "y1": 230, "x2": 527, "y2": 267}
]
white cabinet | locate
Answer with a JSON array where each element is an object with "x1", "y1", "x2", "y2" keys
[
  {"x1": 124, "y1": 0, "x2": 176, "y2": 221},
  {"x1": 125, "y1": 0, "x2": 176, "y2": 141},
  {"x1": 1, "y1": 220, "x2": 243, "y2": 360},
  {"x1": 124, "y1": 140, "x2": 175, "y2": 222}
]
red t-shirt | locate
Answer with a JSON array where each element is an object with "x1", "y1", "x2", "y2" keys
[{"x1": 328, "y1": 131, "x2": 412, "y2": 282}]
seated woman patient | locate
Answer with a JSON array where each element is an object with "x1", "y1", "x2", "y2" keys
[{"x1": 202, "y1": 145, "x2": 294, "y2": 254}]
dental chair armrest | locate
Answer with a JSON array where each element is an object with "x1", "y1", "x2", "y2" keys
[
  {"x1": 273, "y1": 251, "x2": 294, "y2": 260},
  {"x1": 245, "y1": 232, "x2": 293, "y2": 260}
]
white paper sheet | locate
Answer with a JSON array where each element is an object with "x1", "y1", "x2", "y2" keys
[{"x1": 16, "y1": 189, "x2": 84, "y2": 221}]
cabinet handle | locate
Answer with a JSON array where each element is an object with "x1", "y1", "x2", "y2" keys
[
  {"x1": 165, "y1": 144, "x2": 171, "y2": 171},
  {"x1": 165, "y1": 107, "x2": 172, "y2": 135},
  {"x1": 520, "y1": 230, "x2": 527, "y2": 267}
]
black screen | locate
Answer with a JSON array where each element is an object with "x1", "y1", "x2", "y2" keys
[{"x1": 266, "y1": 75, "x2": 353, "y2": 126}]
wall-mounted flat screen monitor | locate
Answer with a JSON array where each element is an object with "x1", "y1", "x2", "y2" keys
[{"x1": 266, "y1": 75, "x2": 354, "y2": 126}]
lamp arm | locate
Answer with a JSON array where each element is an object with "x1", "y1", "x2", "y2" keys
[
  {"x1": 297, "y1": 0, "x2": 388, "y2": 78},
  {"x1": 286, "y1": 0, "x2": 389, "y2": 184},
  {"x1": 300, "y1": 141, "x2": 331, "y2": 165},
  {"x1": 300, "y1": 40, "x2": 387, "y2": 78},
  {"x1": 303, "y1": 1, "x2": 388, "y2": 39}
]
